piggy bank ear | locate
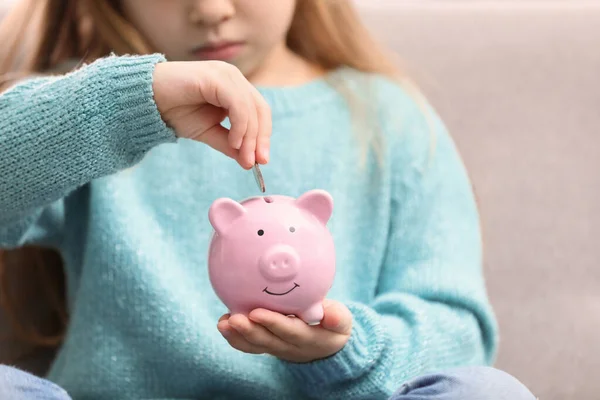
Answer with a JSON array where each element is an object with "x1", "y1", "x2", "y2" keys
[
  {"x1": 209, "y1": 198, "x2": 246, "y2": 235},
  {"x1": 295, "y1": 189, "x2": 334, "y2": 225}
]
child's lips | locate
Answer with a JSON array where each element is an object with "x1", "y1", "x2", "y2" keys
[{"x1": 192, "y1": 41, "x2": 245, "y2": 61}]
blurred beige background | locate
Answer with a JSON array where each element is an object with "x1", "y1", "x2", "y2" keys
[
  {"x1": 1, "y1": 1, "x2": 598, "y2": 399},
  {"x1": 356, "y1": 1, "x2": 599, "y2": 399}
]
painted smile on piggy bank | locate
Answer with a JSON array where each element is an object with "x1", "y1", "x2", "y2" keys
[{"x1": 263, "y1": 283, "x2": 300, "y2": 296}]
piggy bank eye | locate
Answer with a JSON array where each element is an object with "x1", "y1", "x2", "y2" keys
[
  {"x1": 257, "y1": 229, "x2": 265, "y2": 236},
  {"x1": 289, "y1": 227, "x2": 296, "y2": 233}
]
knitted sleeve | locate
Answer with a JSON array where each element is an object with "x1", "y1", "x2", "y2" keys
[{"x1": 0, "y1": 54, "x2": 176, "y2": 248}]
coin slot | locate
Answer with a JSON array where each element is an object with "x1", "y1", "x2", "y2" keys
[{"x1": 264, "y1": 197, "x2": 274, "y2": 203}]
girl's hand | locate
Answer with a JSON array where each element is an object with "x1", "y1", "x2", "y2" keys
[
  {"x1": 152, "y1": 61, "x2": 271, "y2": 169},
  {"x1": 217, "y1": 300, "x2": 353, "y2": 363}
]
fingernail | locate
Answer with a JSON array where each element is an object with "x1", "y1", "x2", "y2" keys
[
  {"x1": 262, "y1": 147, "x2": 269, "y2": 163},
  {"x1": 234, "y1": 138, "x2": 243, "y2": 150},
  {"x1": 218, "y1": 327, "x2": 231, "y2": 337},
  {"x1": 228, "y1": 320, "x2": 240, "y2": 330}
]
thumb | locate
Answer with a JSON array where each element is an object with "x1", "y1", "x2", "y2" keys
[{"x1": 320, "y1": 299, "x2": 353, "y2": 335}]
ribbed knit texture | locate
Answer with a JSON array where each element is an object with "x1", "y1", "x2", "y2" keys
[{"x1": 0, "y1": 54, "x2": 498, "y2": 400}]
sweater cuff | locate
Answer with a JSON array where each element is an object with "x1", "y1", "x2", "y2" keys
[
  {"x1": 91, "y1": 53, "x2": 177, "y2": 158},
  {"x1": 284, "y1": 302, "x2": 388, "y2": 387}
]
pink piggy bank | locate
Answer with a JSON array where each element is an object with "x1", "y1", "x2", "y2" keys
[{"x1": 207, "y1": 189, "x2": 336, "y2": 325}]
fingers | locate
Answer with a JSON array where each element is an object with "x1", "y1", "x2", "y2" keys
[
  {"x1": 237, "y1": 106, "x2": 258, "y2": 169},
  {"x1": 248, "y1": 309, "x2": 316, "y2": 347},
  {"x1": 320, "y1": 300, "x2": 353, "y2": 335},
  {"x1": 207, "y1": 67, "x2": 248, "y2": 153},
  {"x1": 197, "y1": 62, "x2": 271, "y2": 169},
  {"x1": 153, "y1": 61, "x2": 271, "y2": 168},
  {"x1": 218, "y1": 308, "x2": 351, "y2": 363},
  {"x1": 217, "y1": 320, "x2": 266, "y2": 355},
  {"x1": 218, "y1": 314, "x2": 231, "y2": 323},
  {"x1": 224, "y1": 84, "x2": 251, "y2": 154},
  {"x1": 217, "y1": 314, "x2": 291, "y2": 356},
  {"x1": 227, "y1": 314, "x2": 290, "y2": 354},
  {"x1": 251, "y1": 86, "x2": 271, "y2": 165},
  {"x1": 227, "y1": 72, "x2": 268, "y2": 168}
]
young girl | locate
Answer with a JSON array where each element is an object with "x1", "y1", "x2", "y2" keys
[{"x1": 0, "y1": 0, "x2": 535, "y2": 399}]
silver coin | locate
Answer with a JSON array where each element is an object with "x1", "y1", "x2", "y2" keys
[{"x1": 252, "y1": 163, "x2": 266, "y2": 193}]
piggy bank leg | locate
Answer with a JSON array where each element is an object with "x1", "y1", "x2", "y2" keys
[{"x1": 298, "y1": 303, "x2": 324, "y2": 325}]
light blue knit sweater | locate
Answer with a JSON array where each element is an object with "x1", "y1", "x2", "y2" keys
[{"x1": 0, "y1": 54, "x2": 497, "y2": 399}]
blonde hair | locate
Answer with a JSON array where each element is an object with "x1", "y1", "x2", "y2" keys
[
  {"x1": 0, "y1": 0, "x2": 411, "y2": 362},
  {"x1": 0, "y1": 0, "x2": 402, "y2": 84}
]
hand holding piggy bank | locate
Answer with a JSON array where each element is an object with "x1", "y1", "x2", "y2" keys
[{"x1": 207, "y1": 190, "x2": 336, "y2": 325}]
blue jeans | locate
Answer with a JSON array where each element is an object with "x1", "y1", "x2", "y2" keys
[
  {"x1": 389, "y1": 366, "x2": 536, "y2": 400},
  {"x1": 0, "y1": 365, "x2": 70, "y2": 400},
  {"x1": 0, "y1": 365, "x2": 535, "y2": 399}
]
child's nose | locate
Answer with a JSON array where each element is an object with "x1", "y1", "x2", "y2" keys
[{"x1": 189, "y1": 0, "x2": 235, "y2": 26}]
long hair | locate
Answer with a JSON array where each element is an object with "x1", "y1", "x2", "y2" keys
[{"x1": 0, "y1": 0, "x2": 405, "y2": 363}]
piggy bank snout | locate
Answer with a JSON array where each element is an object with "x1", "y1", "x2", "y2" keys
[{"x1": 259, "y1": 245, "x2": 300, "y2": 282}]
